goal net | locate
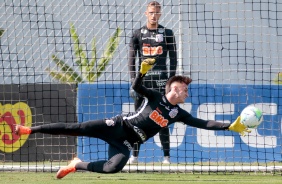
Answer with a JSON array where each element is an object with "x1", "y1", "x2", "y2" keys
[{"x1": 0, "y1": 0, "x2": 281, "y2": 173}]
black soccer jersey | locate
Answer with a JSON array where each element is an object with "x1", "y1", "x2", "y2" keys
[
  {"x1": 122, "y1": 73, "x2": 230, "y2": 141},
  {"x1": 128, "y1": 25, "x2": 177, "y2": 91}
]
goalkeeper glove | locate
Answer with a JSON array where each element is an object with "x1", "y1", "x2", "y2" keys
[
  {"x1": 228, "y1": 116, "x2": 251, "y2": 136},
  {"x1": 140, "y1": 58, "x2": 156, "y2": 76}
]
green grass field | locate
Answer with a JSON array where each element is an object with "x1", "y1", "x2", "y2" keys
[{"x1": 0, "y1": 171, "x2": 281, "y2": 184}]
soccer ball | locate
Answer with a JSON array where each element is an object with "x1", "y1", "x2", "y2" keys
[{"x1": 240, "y1": 106, "x2": 263, "y2": 128}]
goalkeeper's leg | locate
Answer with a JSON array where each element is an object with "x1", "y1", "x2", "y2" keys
[
  {"x1": 57, "y1": 140, "x2": 130, "y2": 178},
  {"x1": 76, "y1": 142, "x2": 130, "y2": 173},
  {"x1": 15, "y1": 119, "x2": 121, "y2": 139}
]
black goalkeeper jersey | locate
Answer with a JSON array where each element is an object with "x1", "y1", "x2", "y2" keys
[
  {"x1": 121, "y1": 73, "x2": 230, "y2": 142},
  {"x1": 128, "y1": 25, "x2": 177, "y2": 91}
]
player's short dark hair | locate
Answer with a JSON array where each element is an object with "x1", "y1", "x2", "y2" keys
[
  {"x1": 147, "y1": 1, "x2": 161, "y2": 9},
  {"x1": 165, "y1": 76, "x2": 192, "y2": 94}
]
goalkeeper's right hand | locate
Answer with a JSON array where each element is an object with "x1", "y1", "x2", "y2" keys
[
  {"x1": 228, "y1": 116, "x2": 251, "y2": 136},
  {"x1": 140, "y1": 58, "x2": 156, "y2": 76}
]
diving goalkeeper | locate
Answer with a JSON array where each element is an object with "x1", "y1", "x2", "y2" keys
[{"x1": 14, "y1": 58, "x2": 251, "y2": 179}]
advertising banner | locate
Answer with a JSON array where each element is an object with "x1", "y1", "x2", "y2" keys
[
  {"x1": 0, "y1": 84, "x2": 77, "y2": 162},
  {"x1": 77, "y1": 83, "x2": 282, "y2": 163}
]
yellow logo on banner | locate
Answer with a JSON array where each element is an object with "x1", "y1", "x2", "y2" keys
[{"x1": 0, "y1": 102, "x2": 32, "y2": 153}]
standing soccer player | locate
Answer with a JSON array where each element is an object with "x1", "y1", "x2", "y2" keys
[{"x1": 128, "y1": 1, "x2": 177, "y2": 164}]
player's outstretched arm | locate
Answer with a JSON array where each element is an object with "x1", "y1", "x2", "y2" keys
[
  {"x1": 132, "y1": 59, "x2": 155, "y2": 97},
  {"x1": 228, "y1": 116, "x2": 251, "y2": 136}
]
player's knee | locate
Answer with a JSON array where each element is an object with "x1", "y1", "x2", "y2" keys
[
  {"x1": 103, "y1": 162, "x2": 123, "y2": 173},
  {"x1": 103, "y1": 154, "x2": 128, "y2": 173},
  {"x1": 103, "y1": 166, "x2": 122, "y2": 173}
]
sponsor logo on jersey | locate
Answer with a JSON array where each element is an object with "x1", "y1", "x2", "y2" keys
[
  {"x1": 155, "y1": 79, "x2": 167, "y2": 87},
  {"x1": 123, "y1": 140, "x2": 133, "y2": 150},
  {"x1": 133, "y1": 126, "x2": 147, "y2": 142},
  {"x1": 159, "y1": 102, "x2": 170, "y2": 111},
  {"x1": 146, "y1": 71, "x2": 161, "y2": 75},
  {"x1": 141, "y1": 36, "x2": 157, "y2": 41},
  {"x1": 142, "y1": 45, "x2": 163, "y2": 56},
  {"x1": 149, "y1": 110, "x2": 168, "y2": 127}
]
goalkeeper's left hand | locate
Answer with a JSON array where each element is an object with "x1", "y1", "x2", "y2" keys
[
  {"x1": 228, "y1": 116, "x2": 251, "y2": 136},
  {"x1": 140, "y1": 58, "x2": 156, "y2": 76}
]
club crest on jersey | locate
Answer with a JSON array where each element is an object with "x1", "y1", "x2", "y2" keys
[
  {"x1": 155, "y1": 34, "x2": 163, "y2": 42},
  {"x1": 169, "y1": 108, "x2": 178, "y2": 118}
]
